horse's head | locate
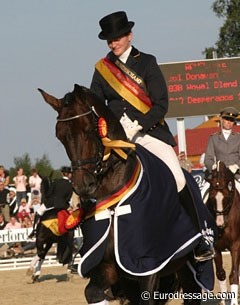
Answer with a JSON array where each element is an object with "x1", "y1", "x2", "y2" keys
[
  {"x1": 39, "y1": 84, "x2": 134, "y2": 200},
  {"x1": 206, "y1": 161, "x2": 235, "y2": 228}
]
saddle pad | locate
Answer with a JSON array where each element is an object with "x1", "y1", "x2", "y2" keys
[
  {"x1": 42, "y1": 219, "x2": 61, "y2": 236},
  {"x1": 78, "y1": 145, "x2": 216, "y2": 290}
]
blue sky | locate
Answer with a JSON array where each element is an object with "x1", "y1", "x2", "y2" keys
[{"x1": 1, "y1": 1, "x2": 222, "y2": 169}]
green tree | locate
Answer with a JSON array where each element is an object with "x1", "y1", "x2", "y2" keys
[
  {"x1": 203, "y1": 0, "x2": 240, "y2": 58},
  {"x1": 8, "y1": 153, "x2": 56, "y2": 183},
  {"x1": 13, "y1": 153, "x2": 32, "y2": 176},
  {"x1": 35, "y1": 154, "x2": 54, "y2": 178},
  {"x1": 8, "y1": 153, "x2": 32, "y2": 184}
]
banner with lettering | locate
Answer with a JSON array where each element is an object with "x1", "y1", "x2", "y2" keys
[
  {"x1": 0, "y1": 228, "x2": 82, "y2": 243},
  {"x1": 160, "y1": 57, "x2": 240, "y2": 118}
]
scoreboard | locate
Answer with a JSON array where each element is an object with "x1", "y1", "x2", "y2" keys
[{"x1": 159, "y1": 57, "x2": 240, "y2": 118}]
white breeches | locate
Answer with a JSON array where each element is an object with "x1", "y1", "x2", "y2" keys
[{"x1": 134, "y1": 133, "x2": 186, "y2": 192}]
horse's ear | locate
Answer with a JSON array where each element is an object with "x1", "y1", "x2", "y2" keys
[
  {"x1": 73, "y1": 84, "x2": 87, "y2": 101},
  {"x1": 38, "y1": 88, "x2": 61, "y2": 112},
  {"x1": 74, "y1": 84, "x2": 81, "y2": 91}
]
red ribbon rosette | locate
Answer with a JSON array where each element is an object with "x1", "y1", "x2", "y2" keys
[
  {"x1": 98, "y1": 117, "x2": 108, "y2": 138},
  {"x1": 65, "y1": 208, "x2": 84, "y2": 230}
]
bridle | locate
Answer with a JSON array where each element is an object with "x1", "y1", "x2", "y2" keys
[
  {"x1": 57, "y1": 106, "x2": 104, "y2": 176},
  {"x1": 210, "y1": 166, "x2": 234, "y2": 230},
  {"x1": 57, "y1": 110, "x2": 92, "y2": 122}
]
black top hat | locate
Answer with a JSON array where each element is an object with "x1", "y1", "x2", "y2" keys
[
  {"x1": 98, "y1": 11, "x2": 134, "y2": 40},
  {"x1": 60, "y1": 166, "x2": 72, "y2": 174},
  {"x1": 220, "y1": 106, "x2": 239, "y2": 120}
]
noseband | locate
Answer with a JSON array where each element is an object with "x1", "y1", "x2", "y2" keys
[{"x1": 57, "y1": 106, "x2": 104, "y2": 176}]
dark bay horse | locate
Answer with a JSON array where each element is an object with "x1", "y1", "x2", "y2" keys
[
  {"x1": 27, "y1": 178, "x2": 74, "y2": 282},
  {"x1": 206, "y1": 161, "x2": 240, "y2": 305},
  {"x1": 39, "y1": 84, "x2": 215, "y2": 305}
]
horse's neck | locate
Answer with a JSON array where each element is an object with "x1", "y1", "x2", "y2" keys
[
  {"x1": 232, "y1": 188, "x2": 240, "y2": 207},
  {"x1": 96, "y1": 153, "x2": 139, "y2": 201}
]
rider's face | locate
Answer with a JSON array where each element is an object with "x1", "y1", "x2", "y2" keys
[
  {"x1": 107, "y1": 32, "x2": 132, "y2": 57},
  {"x1": 222, "y1": 118, "x2": 235, "y2": 130}
]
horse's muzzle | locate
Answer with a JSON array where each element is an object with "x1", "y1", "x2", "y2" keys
[{"x1": 72, "y1": 172, "x2": 98, "y2": 198}]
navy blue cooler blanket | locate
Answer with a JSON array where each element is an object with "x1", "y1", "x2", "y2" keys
[{"x1": 78, "y1": 144, "x2": 216, "y2": 291}]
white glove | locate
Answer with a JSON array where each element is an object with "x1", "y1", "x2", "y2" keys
[
  {"x1": 228, "y1": 164, "x2": 239, "y2": 174},
  {"x1": 120, "y1": 113, "x2": 143, "y2": 141}
]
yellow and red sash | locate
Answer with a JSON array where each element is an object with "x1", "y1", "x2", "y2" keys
[
  {"x1": 95, "y1": 57, "x2": 152, "y2": 114},
  {"x1": 86, "y1": 159, "x2": 141, "y2": 219}
]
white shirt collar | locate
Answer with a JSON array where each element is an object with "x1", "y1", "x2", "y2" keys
[
  {"x1": 222, "y1": 128, "x2": 232, "y2": 134},
  {"x1": 119, "y1": 46, "x2": 132, "y2": 63},
  {"x1": 222, "y1": 128, "x2": 232, "y2": 140}
]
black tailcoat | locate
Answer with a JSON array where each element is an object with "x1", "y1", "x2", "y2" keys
[{"x1": 90, "y1": 46, "x2": 176, "y2": 146}]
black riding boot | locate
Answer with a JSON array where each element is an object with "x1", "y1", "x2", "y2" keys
[
  {"x1": 28, "y1": 213, "x2": 40, "y2": 239},
  {"x1": 178, "y1": 185, "x2": 215, "y2": 262}
]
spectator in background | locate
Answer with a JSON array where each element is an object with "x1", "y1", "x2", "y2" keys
[
  {"x1": 17, "y1": 198, "x2": 31, "y2": 224},
  {"x1": 0, "y1": 165, "x2": 10, "y2": 188},
  {"x1": 4, "y1": 216, "x2": 21, "y2": 229},
  {"x1": 204, "y1": 107, "x2": 240, "y2": 193},
  {"x1": 0, "y1": 213, "x2": 7, "y2": 230},
  {"x1": 21, "y1": 215, "x2": 33, "y2": 228},
  {"x1": 0, "y1": 181, "x2": 10, "y2": 221},
  {"x1": 0, "y1": 214, "x2": 8, "y2": 249},
  {"x1": 3, "y1": 216, "x2": 28, "y2": 257},
  {"x1": 13, "y1": 167, "x2": 27, "y2": 207},
  {"x1": 29, "y1": 168, "x2": 42, "y2": 192},
  {"x1": 19, "y1": 215, "x2": 35, "y2": 256},
  {"x1": 28, "y1": 196, "x2": 41, "y2": 221},
  {"x1": 29, "y1": 168, "x2": 42, "y2": 201},
  {"x1": 178, "y1": 151, "x2": 193, "y2": 173},
  {"x1": 7, "y1": 187, "x2": 18, "y2": 217}
]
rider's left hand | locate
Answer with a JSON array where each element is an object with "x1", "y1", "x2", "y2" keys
[{"x1": 228, "y1": 164, "x2": 240, "y2": 174}]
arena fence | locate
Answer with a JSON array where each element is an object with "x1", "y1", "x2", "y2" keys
[
  {"x1": 0, "y1": 255, "x2": 61, "y2": 271},
  {"x1": 0, "y1": 227, "x2": 82, "y2": 271}
]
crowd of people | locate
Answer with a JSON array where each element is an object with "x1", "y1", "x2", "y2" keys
[
  {"x1": 0, "y1": 166, "x2": 42, "y2": 257},
  {"x1": 0, "y1": 166, "x2": 42, "y2": 221},
  {"x1": 0, "y1": 166, "x2": 80, "y2": 258}
]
